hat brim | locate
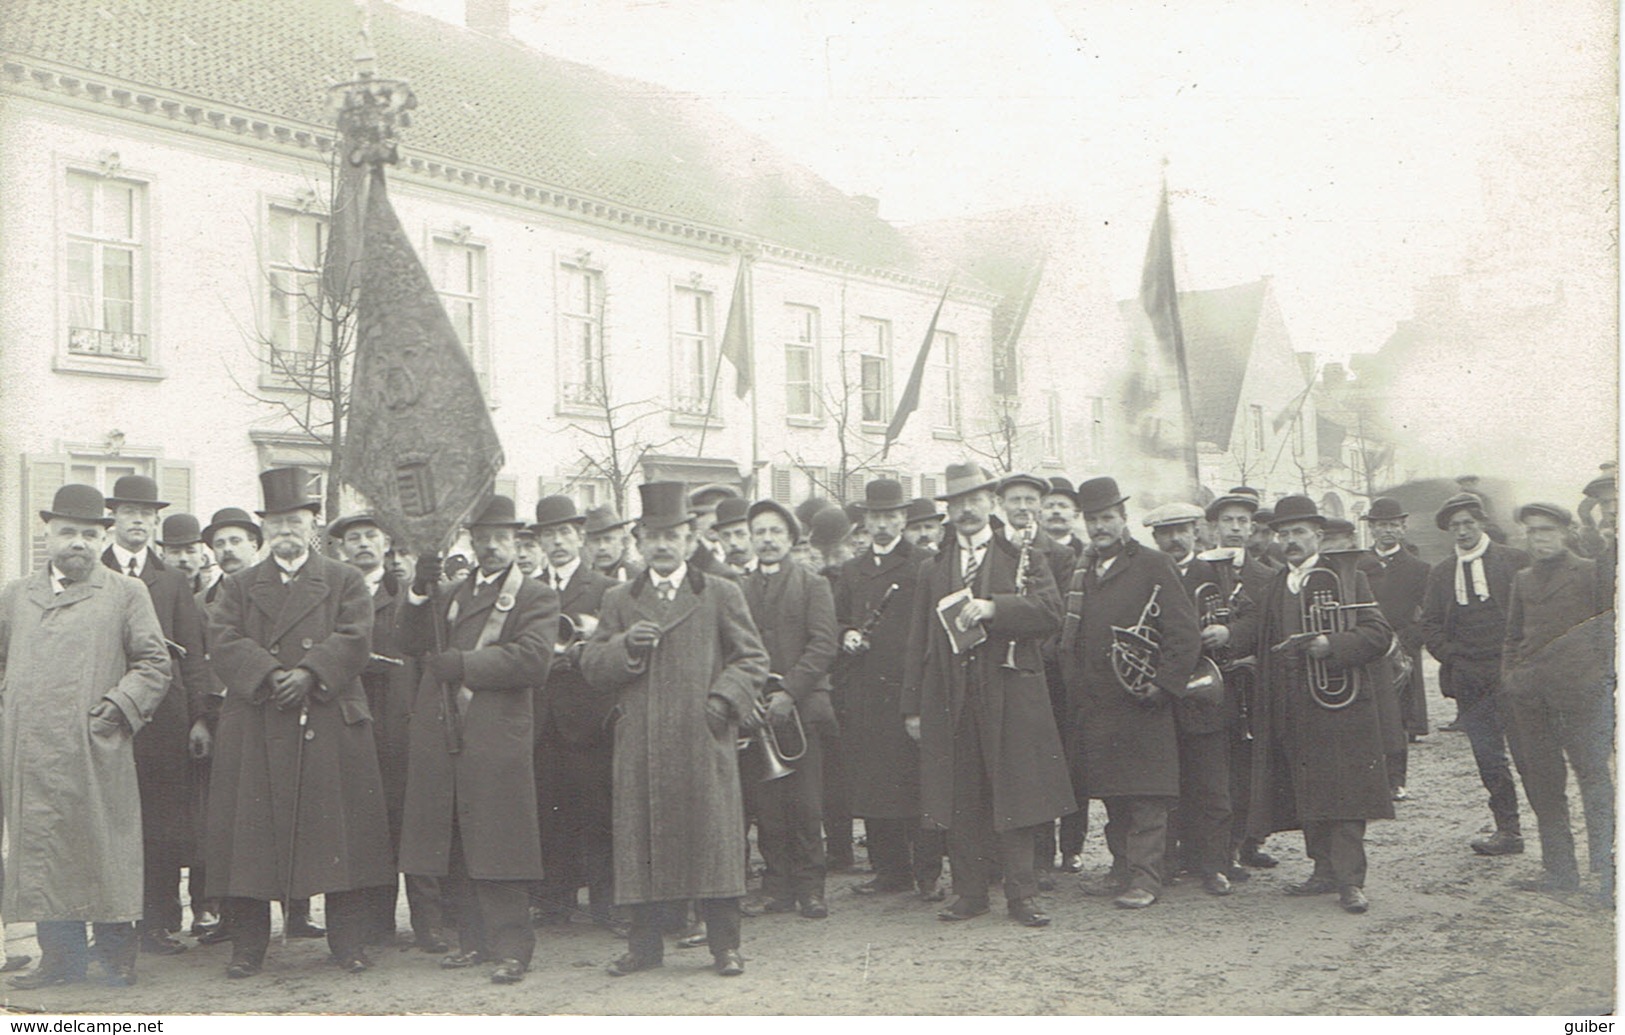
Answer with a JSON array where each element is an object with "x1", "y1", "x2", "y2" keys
[
  {"x1": 532, "y1": 517, "x2": 587, "y2": 531},
  {"x1": 255, "y1": 502, "x2": 322, "y2": 518},
  {"x1": 104, "y1": 496, "x2": 171, "y2": 511},
  {"x1": 327, "y1": 515, "x2": 385, "y2": 540},
  {"x1": 156, "y1": 536, "x2": 203, "y2": 547},
  {"x1": 996, "y1": 476, "x2": 1049, "y2": 496},
  {"x1": 935, "y1": 479, "x2": 999, "y2": 502},
  {"x1": 40, "y1": 510, "x2": 114, "y2": 528},
  {"x1": 1268, "y1": 514, "x2": 1327, "y2": 529},
  {"x1": 1359, "y1": 511, "x2": 1408, "y2": 522},
  {"x1": 1204, "y1": 495, "x2": 1260, "y2": 521},
  {"x1": 1515, "y1": 503, "x2": 1571, "y2": 525},
  {"x1": 850, "y1": 500, "x2": 911, "y2": 512},
  {"x1": 1078, "y1": 494, "x2": 1130, "y2": 516},
  {"x1": 201, "y1": 520, "x2": 262, "y2": 544},
  {"x1": 636, "y1": 513, "x2": 697, "y2": 532},
  {"x1": 1433, "y1": 504, "x2": 1479, "y2": 531},
  {"x1": 584, "y1": 519, "x2": 634, "y2": 535},
  {"x1": 1146, "y1": 518, "x2": 1199, "y2": 529},
  {"x1": 905, "y1": 513, "x2": 945, "y2": 525}
]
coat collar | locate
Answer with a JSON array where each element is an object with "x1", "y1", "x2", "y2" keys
[
  {"x1": 247, "y1": 552, "x2": 333, "y2": 646},
  {"x1": 28, "y1": 561, "x2": 111, "y2": 610},
  {"x1": 628, "y1": 564, "x2": 704, "y2": 630},
  {"x1": 1080, "y1": 536, "x2": 1144, "y2": 587}
]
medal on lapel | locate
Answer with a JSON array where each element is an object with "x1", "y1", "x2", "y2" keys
[{"x1": 495, "y1": 592, "x2": 515, "y2": 613}]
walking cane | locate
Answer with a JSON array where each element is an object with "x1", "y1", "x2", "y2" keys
[{"x1": 282, "y1": 702, "x2": 310, "y2": 948}]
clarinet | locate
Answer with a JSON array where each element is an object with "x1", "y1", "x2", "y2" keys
[
  {"x1": 853, "y1": 583, "x2": 901, "y2": 652},
  {"x1": 1002, "y1": 525, "x2": 1035, "y2": 669}
]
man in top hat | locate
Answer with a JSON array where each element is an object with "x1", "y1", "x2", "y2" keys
[
  {"x1": 397, "y1": 497, "x2": 556, "y2": 985},
  {"x1": 327, "y1": 512, "x2": 442, "y2": 953},
  {"x1": 902, "y1": 498, "x2": 945, "y2": 556},
  {"x1": 834, "y1": 480, "x2": 945, "y2": 899},
  {"x1": 1203, "y1": 486, "x2": 1280, "y2": 870},
  {"x1": 1419, "y1": 491, "x2": 1530, "y2": 856},
  {"x1": 903, "y1": 463, "x2": 1075, "y2": 927},
  {"x1": 584, "y1": 505, "x2": 641, "y2": 583},
  {"x1": 1247, "y1": 496, "x2": 1394, "y2": 914},
  {"x1": 738, "y1": 499, "x2": 839, "y2": 918},
  {"x1": 200, "y1": 508, "x2": 263, "y2": 606},
  {"x1": 2, "y1": 485, "x2": 172, "y2": 989},
  {"x1": 1502, "y1": 501, "x2": 1615, "y2": 900},
  {"x1": 528, "y1": 495, "x2": 620, "y2": 931},
  {"x1": 99, "y1": 476, "x2": 212, "y2": 957},
  {"x1": 203, "y1": 468, "x2": 393, "y2": 977},
  {"x1": 1358, "y1": 497, "x2": 1432, "y2": 799},
  {"x1": 1143, "y1": 501, "x2": 1257, "y2": 895},
  {"x1": 712, "y1": 497, "x2": 755, "y2": 577},
  {"x1": 579, "y1": 482, "x2": 769, "y2": 978},
  {"x1": 1057, "y1": 479, "x2": 1199, "y2": 909}
]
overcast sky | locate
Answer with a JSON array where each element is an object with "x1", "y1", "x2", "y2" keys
[{"x1": 391, "y1": 0, "x2": 1615, "y2": 374}]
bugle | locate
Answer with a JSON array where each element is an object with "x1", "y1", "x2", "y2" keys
[
  {"x1": 735, "y1": 673, "x2": 808, "y2": 782},
  {"x1": 555, "y1": 612, "x2": 599, "y2": 654}
]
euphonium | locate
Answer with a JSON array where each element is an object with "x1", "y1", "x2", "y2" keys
[{"x1": 1293, "y1": 550, "x2": 1381, "y2": 711}]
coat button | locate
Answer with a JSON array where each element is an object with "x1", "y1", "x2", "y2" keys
[
  {"x1": 304, "y1": 728, "x2": 315, "y2": 741},
  {"x1": 301, "y1": 637, "x2": 314, "y2": 650}
]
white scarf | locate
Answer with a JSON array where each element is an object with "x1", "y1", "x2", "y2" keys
[
  {"x1": 1454, "y1": 537, "x2": 1491, "y2": 605},
  {"x1": 1286, "y1": 554, "x2": 1321, "y2": 595}
]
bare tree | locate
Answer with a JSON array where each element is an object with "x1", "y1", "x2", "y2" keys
[{"x1": 962, "y1": 397, "x2": 1040, "y2": 473}]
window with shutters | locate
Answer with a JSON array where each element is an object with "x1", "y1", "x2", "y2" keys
[
  {"x1": 920, "y1": 474, "x2": 940, "y2": 500},
  {"x1": 771, "y1": 468, "x2": 793, "y2": 504},
  {"x1": 898, "y1": 474, "x2": 915, "y2": 498},
  {"x1": 845, "y1": 471, "x2": 866, "y2": 502},
  {"x1": 20, "y1": 453, "x2": 192, "y2": 573},
  {"x1": 784, "y1": 304, "x2": 820, "y2": 423},
  {"x1": 1250, "y1": 404, "x2": 1266, "y2": 452},
  {"x1": 932, "y1": 331, "x2": 960, "y2": 434},
  {"x1": 558, "y1": 263, "x2": 606, "y2": 413},
  {"x1": 61, "y1": 168, "x2": 157, "y2": 377},
  {"x1": 429, "y1": 235, "x2": 490, "y2": 392},
  {"x1": 803, "y1": 467, "x2": 829, "y2": 501},
  {"x1": 857, "y1": 318, "x2": 892, "y2": 425}
]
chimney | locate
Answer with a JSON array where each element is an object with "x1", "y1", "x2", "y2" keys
[{"x1": 466, "y1": 0, "x2": 510, "y2": 36}]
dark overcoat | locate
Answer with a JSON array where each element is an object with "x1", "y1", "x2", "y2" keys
[
  {"x1": 1359, "y1": 547, "x2": 1431, "y2": 735},
  {"x1": 901, "y1": 519, "x2": 1076, "y2": 832},
  {"x1": 1503, "y1": 551, "x2": 1614, "y2": 701},
  {"x1": 1419, "y1": 541, "x2": 1528, "y2": 698},
  {"x1": 579, "y1": 567, "x2": 768, "y2": 905},
  {"x1": 364, "y1": 575, "x2": 418, "y2": 842},
  {"x1": 1247, "y1": 557, "x2": 1396, "y2": 836},
  {"x1": 0, "y1": 564, "x2": 171, "y2": 921},
  {"x1": 742, "y1": 562, "x2": 838, "y2": 734},
  {"x1": 538, "y1": 565, "x2": 616, "y2": 745},
  {"x1": 832, "y1": 541, "x2": 923, "y2": 817},
  {"x1": 1172, "y1": 554, "x2": 1257, "y2": 736},
  {"x1": 102, "y1": 548, "x2": 210, "y2": 848},
  {"x1": 397, "y1": 566, "x2": 555, "y2": 880},
  {"x1": 1058, "y1": 538, "x2": 1201, "y2": 799},
  {"x1": 204, "y1": 552, "x2": 393, "y2": 900}
]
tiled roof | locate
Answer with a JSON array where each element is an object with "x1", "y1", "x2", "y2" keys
[
  {"x1": 1, "y1": 0, "x2": 918, "y2": 271},
  {"x1": 1120, "y1": 280, "x2": 1268, "y2": 450},
  {"x1": 903, "y1": 207, "x2": 1051, "y2": 357}
]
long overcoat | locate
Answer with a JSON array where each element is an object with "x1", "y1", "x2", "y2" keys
[
  {"x1": 743, "y1": 561, "x2": 838, "y2": 733},
  {"x1": 364, "y1": 575, "x2": 419, "y2": 846},
  {"x1": 1247, "y1": 557, "x2": 1396, "y2": 836},
  {"x1": 102, "y1": 548, "x2": 210, "y2": 848},
  {"x1": 1058, "y1": 538, "x2": 1201, "y2": 799},
  {"x1": 832, "y1": 540, "x2": 923, "y2": 818},
  {"x1": 0, "y1": 564, "x2": 170, "y2": 920},
  {"x1": 1359, "y1": 547, "x2": 1431, "y2": 735},
  {"x1": 579, "y1": 567, "x2": 768, "y2": 905},
  {"x1": 901, "y1": 518, "x2": 1076, "y2": 832},
  {"x1": 204, "y1": 552, "x2": 393, "y2": 900},
  {"x1": 398, "y1": 567, "x2": 555, "y2": 880}
]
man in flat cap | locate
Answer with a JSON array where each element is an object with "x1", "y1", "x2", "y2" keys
[
  {"x1": 3, "y1": 485, "x2": 171, "y2": 989},
  {"x1": 1419, "y1": 491, "x2": 1529, "y2": 857},
  {"x1": 100, "y1": 476, "x2": 211, "y2": 957},
  {"x1": 1502, "y1": 502, "x2": 1614, "y2": 901},
  {"x1": 904, "y1": 464, "x2": 1074, "y2": 927},
  {"x1": 1358, "y1": 498, "x2": 1432, "y2": 800},
  {"x1": 834, "y1": 480, "x2": 945, "y2": 900},
  {"x1": 1144, "y1": 501, "x2": 1257, "y2": 895},
  {"x1": 1248, "y1": 496, "x2": 1394, "y2": 914},
  {"x1": 398, "y1": 497, "x2": 556, "y2": 985},
  {"x1": 204, "y1": 468, "x2": 392, "y2": 977},
  {"x1": 581, "y1": 482, "x2": 769, "y2": 978},
  {"x1": 529, "y1": 495, "x2": 619, "y2": 931},
  {"x1": 1203, "y1": 487, "x2": 1280, "y2": 871},
  {"x1": 1059, "y1": 479, "x2": 1199, "y2": 909}
]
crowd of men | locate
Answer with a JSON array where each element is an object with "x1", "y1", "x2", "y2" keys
[{"x1": 0, "y1": 460, "x2": 1614, "y2": 990}]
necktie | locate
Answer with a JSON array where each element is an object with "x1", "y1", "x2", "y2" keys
[
  {"x1": 963, "y1": 545, "x2": 981, "y2": 589},
  {"x1": 658, "y1": 581, "x2": 675, "y2": 602},
  {"x1": 127, "y1": 558, "x2": 139, "y2": 577}
]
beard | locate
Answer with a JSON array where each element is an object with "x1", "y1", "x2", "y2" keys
[
  {"x1": 55, "y1": 552, "x2": 94, "y2": 579},
  {"x1": 269, "y1": 537, "x2": 307, "y2": 561}
]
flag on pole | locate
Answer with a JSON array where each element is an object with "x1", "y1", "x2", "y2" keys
[
  {"x1": 1271, "y1": 379, "x2": 1315, "y2": 434},
  {"x1": 883, "y1": 281, "x2": 952, "y2": 459},
  {"x1": 719, "y1": 257, "x2": 753, "y2": 398},
  {"x1": 1132, "y1": 185, "x2": 1200, "y2": 489},
  {"x1": 338, "y1": 166, "x2": 504, "y2": 554}
]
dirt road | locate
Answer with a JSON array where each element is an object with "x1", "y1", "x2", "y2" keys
[{"x1": 2, "y1": 670, "x2": 1614, "y2": 1016}]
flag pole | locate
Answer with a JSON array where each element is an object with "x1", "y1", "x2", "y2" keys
[
  {"x1": 695, "y1": 305, "x2": 728, "y2": 460},
  {"x1": 1161, "y1": 177, "x2": 1202, "y2": 501}
]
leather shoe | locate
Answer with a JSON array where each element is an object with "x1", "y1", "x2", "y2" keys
[
  {"x1": 1225, "y1": 865, "x2": 1252, "y2": 883},
  {"x1": 440, "y1": 949, "x2": 487, "y2": 970},
  {"x1": 917, "y1": 879, "x2": 947, "y2": 902},
  {"x1": 1339, "y1": 886, "x2": 1369, "y2": 914},
  {"x1": 937, "y1": 897, "x2": 990, "y2": 921},
  {"x1": 225, "y1": 958, "x2": 262, "y2": 979},
  {"x1": 761, "y1": 898, "x2": 798, "y2": 914},
  {"x1": 1391, "y1": 785, "x2": 1410, "y2": 802},
  {"x1": 607, "y1": 952, "x2": 663, "y2": 977},
  {"x1": 336, "y1": 951, "x2": 372, "y2": 973},
  {"x1": 676, "y1": 926, "x2": 709, "y2": 949},
  {"x1": 1007, "y1": 898, "x2": 1051, "y2": 927},
  {"x1": 1113, "y1": 888, "x2": 1157, "y2": 909},
  {"x1": 852, "y1": 876, "x2": 913, "y2": 895},
  {"x1": 0, "y1": 955, "x2": 32, "y2": 973},
  {"x1": 196, "y1": 925, "x2": 233, "y2": 946},
  {"x1": 1437, "y1": 719, "x2": 1461, "y2": 732},
  {"x1": 1202, "y1": 872, "x2": 1234, "y2": 896},
  {"x1": 1284, "y1": 876, "x2": 1338, "y2": 896},
  {"x1": 799, "y1": 896, "x2": 829, "y2": 919},
  {"x1": 189, "y1": 912, "x2": 220, "y2": 936},
  {"x1": 10, "y1": 963, "x2": 86, "y2": 990},
  {"x1": 1238, "y1": 846, "x2": 1278, "y2": 868},
  {"x1": 1060, "y1": 853, "x2": 1084, "y2": 874},
  {"x1": 284, "y1": 917, "x2": 326, "y2": 939},
  {"x1": 1081, "y1": 873, "x2": 1130, "y2": 897},
  {"x1": 140, "y1": 931, "x2": 188, "y2": 956},
  {"x1": 491, "y1": 959, "x2": 526, "y2": 984},
  {"x1": 1470, "y1": 830, "x2": 1525, "y2": 856},
  {"x1": 414, "y1": 930, "x2": 451, "y2": 954},
  {"x1": 714, "y1": 949, "x2": 745, "y2": 977}
]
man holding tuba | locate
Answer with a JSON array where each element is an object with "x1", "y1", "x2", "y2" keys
[
  {"x1": 1143, "y1": 501, "x2": 1257, "y2": 897},
  {"x1": 1058, "y1": 478, "x2": 1201, "y2": 910},
  {"x1": 1247, "y1": 496, "x2": 1394, "y2": 915},
  {"x1": 530, "y1": 495, "x2": 620, "y2": 931}
]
